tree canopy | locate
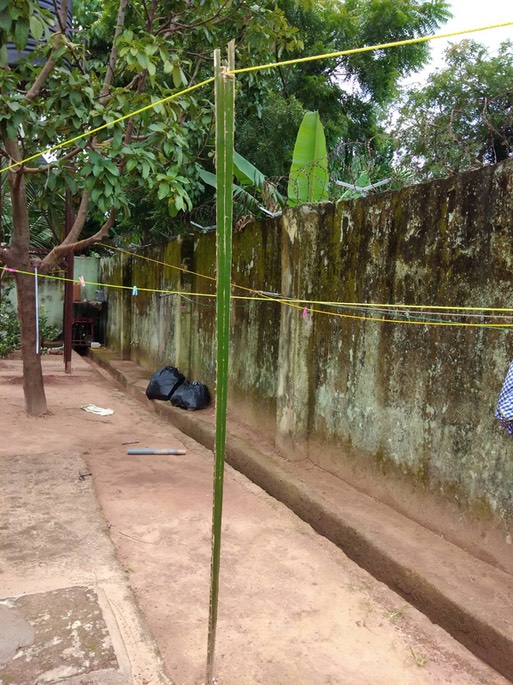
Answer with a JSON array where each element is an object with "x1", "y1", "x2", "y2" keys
[
  {"x1": 236, "y1": 0, "x2": 451, "y2": 184},
  {"x1": 0, "y1": 0, "x2": 452, "y2": 415},
  {"x1": 391, "y1": 39, "x2": 513, "y2": 180},
  {"x1": 0, "y1": 0, "x2": 453, "y2": 252},
  {"x1": 1, "y1": 0, "x2": 304, "y2": 248},
  {"x1": 0, "y1": 0, "x2": 303, "y2": 414}
]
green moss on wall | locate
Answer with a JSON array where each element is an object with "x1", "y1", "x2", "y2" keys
[{"x1": 101, "y1": 160, "x2": 513, "y2": 524}]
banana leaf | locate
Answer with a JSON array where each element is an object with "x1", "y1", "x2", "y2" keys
[
  {"x1": 198, "y1": 167, "x2": 260, "y2": 214},
  {"x1": 233, "y1": 151, "x2": 266, "y2": 187},
  {"x1": 233, "y1": 152, "x2": 284, "y2": 207},
  {"x1": 287, "y1": 111, "x2": 329, "y2": 206},
  {"x1": 198, "y1": 158, "x2": 284, "y2": 215}
]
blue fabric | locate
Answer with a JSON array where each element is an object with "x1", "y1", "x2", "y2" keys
[{"x1": 496, "y1": 361, "x2": 513, "y2": 434}]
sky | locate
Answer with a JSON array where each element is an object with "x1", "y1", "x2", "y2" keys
[{"x1": 408, "y1": 0, "x2": 513, "y2": 84}]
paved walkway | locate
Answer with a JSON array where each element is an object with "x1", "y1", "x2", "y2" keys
[
  {"x1": 90, "y1": 347, "x2": 513, "y2": 683},
  {"x1": 0, "y1": 452, "x2": 171, "y2": 685},
  {"x1": 1, "y1": 351, "x2": 512, "y2": 684}
]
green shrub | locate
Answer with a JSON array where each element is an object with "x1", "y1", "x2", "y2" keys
[{"x1": 0, "y1": 290, "x2": 21, "y2": 357}]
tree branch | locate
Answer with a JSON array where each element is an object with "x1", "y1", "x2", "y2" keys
[
  {"x1": 99, "y1": 0, "x2": 129, "y2": 104},
  {"x1": 26, "y1": 0, "x2": 69, "y2": 101},
  {"x1": 45, "y1": 209, "x2": 116, "y2": 265},
  {"x1": 50, "y1": 0, "x2": 85, "y2": 75},
  {"x1": 140, "y1": 0, "x2": 151, "y2": 25},
  {"x1": 38, "y1": 191, "x2": 89, "y2": 271},
  {"x1": 61, "y1": 191, "x2": 90, "y2": 246},
  {"x1": 20, "y1": 145, "x2": 83, "y2": 174},
  {"x1": 159, "y1": 0, "x2": 232, "y2": 34},
  {"x1": 187, "y1": 56, "x2": 204, "y2": 88}
]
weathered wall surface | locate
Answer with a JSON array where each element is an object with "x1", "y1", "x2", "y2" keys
[
  {"x1": 7, "y1": 255, "x2": 100, "y2": 328},
  {"x1": 100, "y1": 159, "x2": 513, "y2": 532}
]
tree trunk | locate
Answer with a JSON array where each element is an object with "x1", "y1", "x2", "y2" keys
[
  {"x1": 4, "y1": 138, "x2": 48, "y2": 416},
  {"x1": 15, "y1": 268, "x2": 48, "y2": 416}
]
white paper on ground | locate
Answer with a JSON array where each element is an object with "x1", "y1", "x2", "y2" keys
[{"x1": 81, "y1": 404, "x2": 114, "y2": 416}]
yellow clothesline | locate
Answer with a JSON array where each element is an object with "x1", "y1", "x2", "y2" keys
[{"x1": 1, "y1": 21, "x2": 511, "y2": 174}]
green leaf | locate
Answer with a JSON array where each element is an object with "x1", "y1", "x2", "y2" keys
[
  {"x1": 340, "y1": 171, "x2": 371, "y2": 199},
  {"x1": 126, "y1": 158, "x2": 137, "y2": 173},
  {"x1": 65, "y1": 175, "x2": 78, "y2": 194},
  {"x1": 287, "y1": 111, "x2": 329, "y2": 207},
  {"x1": 14, "y1": 19, "x2": 29, "y2": 51},
  {"x1": 232, "y1": 184, "x2": 260, "y2": 213},
  {"x1": 233, "y1": 151, "x2": 266, "y2": 188},
  {"x1": 91, "y1": 187, "x2": 102, "y2": 203},
  {"x1": 167, "y1": 199, "x2": 179, "y2": 217},
  {"x1": 29, "y1": 14, "x2": 44, "y2": 41},
  {"x1": 5, "y1": 121, "x2": 17, "y2": 139},
  {"x1": 105, "y1": 162, "x2": 120, "y2": 176},
  {"x1": 172, "y1": 65, "x2": 185, "y2": 88},
  {"x1": 137, "y1": 51, "x2": 150, "y2": 71},
  {"x1": 0, "y1": 11, "x2": 11, "y2": 32},
  {"x1": 141, "y1": 161, "x2": 150, "y2": 179},
  {"x1": 157, "y1": 182, "x2": 170, "y2": 200},
  {"x1": 199, "y1": 166, "x2": 261, "y2": 213},
  {"x1": 52, "y1": 45, "x2": 67, "y2": 60},
  {"x1": 46, "y1": 173, "x2": 57, "y2": 190},
  {"x1": 70, "y1": 91, "x2": 82, "y2": 107},
  {"x1": 112, "y1": 127, "x2": 123, "y2": 148},
  {"x1": 198, "y1": 168, "x2": 217, "y2": 188}
]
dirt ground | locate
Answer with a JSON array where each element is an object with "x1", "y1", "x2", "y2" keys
[{"x1": 0, "y1": 353, "x2": 510, "y2": 685}]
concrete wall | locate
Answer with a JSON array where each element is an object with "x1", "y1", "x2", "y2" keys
[{"x1": 100, "y1": 159, "x2": 513, "y2": 532}]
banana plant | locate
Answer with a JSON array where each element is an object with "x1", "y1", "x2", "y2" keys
[
  {"x1": 287, "y1": 111, "x2": 329, "y2": 206},
  {"x1": 198, "y1": 111, "x2": 329, "y2": 218},
  {"x1": 198, "y1": 151, "x2": 285, "y2": 216}
]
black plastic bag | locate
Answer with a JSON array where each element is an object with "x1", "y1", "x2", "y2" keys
[
  {"x1": 170, "y1": 381, "x2": 211, "y2": 410},
  {"x1": 146, "y1": 366, "x2": 185, "y2": 401}
]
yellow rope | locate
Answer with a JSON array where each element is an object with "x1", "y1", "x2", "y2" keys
[
  {"x1": 0, "y1": 78, "x2": 215, "y2": 174},
  {"x1": 98, "y1": 242, "x2": 217, "y2": 283},
  {"x1": 101, "y1": 243, "x2": 513, "y2": 314},
  {"x1": 2, "y1": 21, "x2": 511, "y2": 174},
  {"x1": 270, "y1": 298, "x2": 513, "y2": 329},
  {"x1": 229, "y1": 21, "x2": 513, "y2": 75},
  {"x1": 3, "y1": 264, "x2": 512, "y2": 328}
]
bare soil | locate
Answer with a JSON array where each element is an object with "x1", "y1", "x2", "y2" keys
[{"x1": 0, "y1": 354, "x2": 509, "y2": 685}]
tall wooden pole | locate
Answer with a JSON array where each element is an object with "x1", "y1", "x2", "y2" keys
[{"x1": 205, "y1": 40, "x2": 235, "y2": 685}]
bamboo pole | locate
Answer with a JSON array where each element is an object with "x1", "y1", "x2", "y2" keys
[{"x1": 205, "y1": 41, "x2": 235, "y2": 685}]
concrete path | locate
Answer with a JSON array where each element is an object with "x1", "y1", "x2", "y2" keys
[
  {"x1": 1, "y1": 351, "x2": 512, "y2": 685},
  {"x1": 90, "y1": 347, "x2": 513, "y2": 683},
  {"x1": 0, "y1": 448, "x2": 172, "y2": 685}
]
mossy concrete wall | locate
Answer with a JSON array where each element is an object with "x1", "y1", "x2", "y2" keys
[{"x1": 100, "y1": 159, "x2": 513, "y2": 529}]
